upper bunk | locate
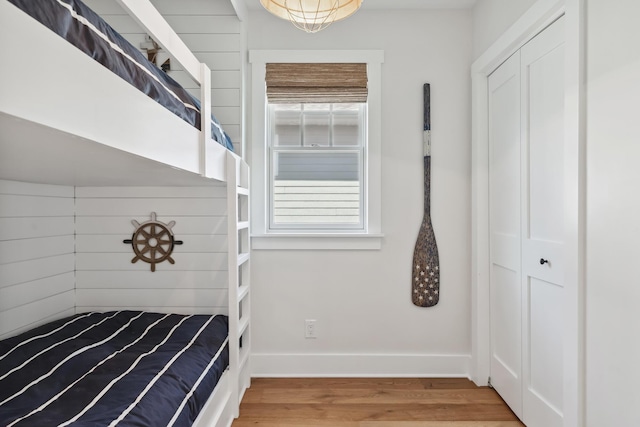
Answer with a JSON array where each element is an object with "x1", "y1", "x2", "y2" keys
[{"x1": 0, "y1": 0, "x2": 247, "y2": 187}]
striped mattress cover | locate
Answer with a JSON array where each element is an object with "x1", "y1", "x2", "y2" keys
[
  {"x1": 6, "y1": 0, "x2": 234, "y2": 151},
  {"x1": 0, "y1": 311, "x2": 229, "y2": 427}
]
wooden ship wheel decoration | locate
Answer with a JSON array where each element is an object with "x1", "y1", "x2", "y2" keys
[{"x1": 123, "y1": 212, "x2": 183, "y2": 272}]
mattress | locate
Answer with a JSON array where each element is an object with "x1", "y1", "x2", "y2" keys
[
  {"x1": 0, "y1": 311, "x2": 229, "y2": 427},
  {"x1": 6, "y1": 0, "x2": 234, "y2": 151}
]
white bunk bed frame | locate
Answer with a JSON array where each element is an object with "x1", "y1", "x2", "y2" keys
[{"x1": 0, "y1": 1, "x2": 251, "y2": 426}]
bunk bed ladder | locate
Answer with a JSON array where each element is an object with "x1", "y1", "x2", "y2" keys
[{"x1": 226, "y1": 151, "x2": 251, "y2": 419}]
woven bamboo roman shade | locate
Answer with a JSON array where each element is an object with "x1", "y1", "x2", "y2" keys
[{"x1": 265, "y1": 63, "x2": 367, "y2": 103}]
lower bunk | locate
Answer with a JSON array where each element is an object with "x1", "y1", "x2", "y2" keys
[{"x1": 0, "y1": 311, "x2": 236, "y2": 427}]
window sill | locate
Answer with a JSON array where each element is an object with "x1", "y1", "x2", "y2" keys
[{"x1": 251, "y1": 233, "x2": 384, "y2": 250}]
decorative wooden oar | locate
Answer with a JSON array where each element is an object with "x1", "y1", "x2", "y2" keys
[{"x1": 412, "y1": 83, "x2": 440, "y2": 307}]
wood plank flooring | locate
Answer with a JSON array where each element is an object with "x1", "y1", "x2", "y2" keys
[{"x1": 232, "y1": 378, "x2": 524, "y2": 427}]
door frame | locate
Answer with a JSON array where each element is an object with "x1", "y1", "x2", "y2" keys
[{"x1": 470, "y1": 1, "x2": 586, "y2": 426}]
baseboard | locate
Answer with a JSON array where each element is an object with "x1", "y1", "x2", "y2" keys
[{"x1": 251, "y1": 353, "x2": 471, "y2": 378}]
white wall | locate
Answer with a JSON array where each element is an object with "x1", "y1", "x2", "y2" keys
[
  {"x1": 0, "y1": 182, "x2": 230, "y2": 339},
  {"x1": 248, "y1": 9, "x2": 473, "y2": 376},
  {"x1": 0, "y1": 180, "x2": 75, "y2": 339},
  {"x1": 74, "y1": 186, "x2": 230, "y2": 315},
  {"x1": 585, "y1": 0, "x2": 640, "y2": 425},
  {"x1": 84, "y1": 0, "x2": 243, "y2": 148},
  {"x1": 472, "y1": 0, "x2": 538, "y2": 59}
]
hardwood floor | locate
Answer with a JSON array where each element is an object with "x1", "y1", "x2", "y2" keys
[{"x1": 232, "y1": 378, "x2": 524, "y2": 427}]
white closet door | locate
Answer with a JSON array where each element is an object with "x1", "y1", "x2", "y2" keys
[
  {"x1": 488, "y1": 16, "x2": 565, "y2": 425},
  {"x1": 488, "y1": 51, "x2": 523, "y2": 418},
  {"x1": 520, "y1": 16, "x2": 565, "y2": 427}
]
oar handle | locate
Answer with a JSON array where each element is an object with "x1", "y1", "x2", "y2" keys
[
  {"x1": 423, "y1": 157, "x2": 431, "y2": 216},
  {"x1": 423, "y1": 83, "x2": 431, "y2": 214},
  {"x1": 423, "y1": 83, "x2": 431, "y2": 157}
]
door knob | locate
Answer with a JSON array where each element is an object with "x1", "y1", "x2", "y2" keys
[{"x1": 539, "y1": 258, "x2": 549, "y2": 265}]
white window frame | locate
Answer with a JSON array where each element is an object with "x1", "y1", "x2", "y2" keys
[{"x1": 249, "y1": 50, "x2": 384, "y2": 250}]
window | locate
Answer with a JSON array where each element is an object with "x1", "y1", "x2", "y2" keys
[
  {"x1": 250, "y1": 50, "x2": 384, "y2": 250},
  {"x1": 269, "y1": 103, "x2": 365, "y2": 230}
]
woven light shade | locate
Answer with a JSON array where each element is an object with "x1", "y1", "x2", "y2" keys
[
  {"x1": 260, "y1": 0, "x2": 363, "y2": 33},
  {"x1": 266, "y1": 63, "x2": 368, "y2": 103}
]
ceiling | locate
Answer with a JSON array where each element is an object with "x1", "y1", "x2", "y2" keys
[{"x1": 245, "y1": 0, "x2": 477, "y2": 10}]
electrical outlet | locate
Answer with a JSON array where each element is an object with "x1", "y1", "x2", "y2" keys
[{"x1": 305, "y1": 319, "x2": 317, "y2": 339}]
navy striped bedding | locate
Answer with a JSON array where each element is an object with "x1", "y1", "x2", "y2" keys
[
  {"x1": 0, "y1": 311, "x2": 229, "y2": 427},
  {"x1": 6, "y1": 0, "x2": 234, "y2": 151}
]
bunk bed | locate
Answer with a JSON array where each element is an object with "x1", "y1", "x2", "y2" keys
[{"x1": 0, "y1": 0, "x2": 250, "y2": 426}]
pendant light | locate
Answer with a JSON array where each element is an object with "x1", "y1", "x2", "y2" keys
[{"x1": 260, "y1": 0, "x2": 363, "y2": 33}]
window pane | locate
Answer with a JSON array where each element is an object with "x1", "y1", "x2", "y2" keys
[
  {"x1": 303, "y1": 113, "x2": 330, "y2": 147},
  {"x1": 304, "y1": 104, "x2": 331, "y2": 112},
  {"x1": 273, "y1": 152, "x2": 361, "y2": 225},
  {"x1": 274, "y1": 124, "x2": 301, "y2": 146},
  {"x1": 273, "y1": 104, "x2": 302, "y2": 112},
  {"x1": 332, "y1": 103, "x2": 361, "y2": 112},
  {"x1": 273, "y1": 105, "x2": 301, "y2": 146},
  {"x1": 333, "y1": 112, "x2": 360, "y2": 146}
]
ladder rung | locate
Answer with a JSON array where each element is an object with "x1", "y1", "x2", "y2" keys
[
  {"x1": 237, "y1": 252, "x2": 250, "y2": 266},
  {"x1": 238, "y1": 315, "x2": 249, "y2": 336},
  {"x1": 237, "y1": 187, "x2": 249, "y2": 196},
  {"x1": 237, "y1": 221, "x2": 249, "y2": 230},
  {"x1": 239, "y1": 344, "x2": 250, "y2": 369},
  {"x1": 238, "y1": 284, "x2": 250, "y2": 301}
]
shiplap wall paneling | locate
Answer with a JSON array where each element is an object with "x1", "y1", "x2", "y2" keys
[
  {"x1": 74, "y1": 186, "x2": 229, "y2": 315},
  {"x1": 0, "y1": 180, "x2": 75, "y2": 339},
  {"x1": 82, "y1": 0, "x2": 242, "y2": 146}
]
